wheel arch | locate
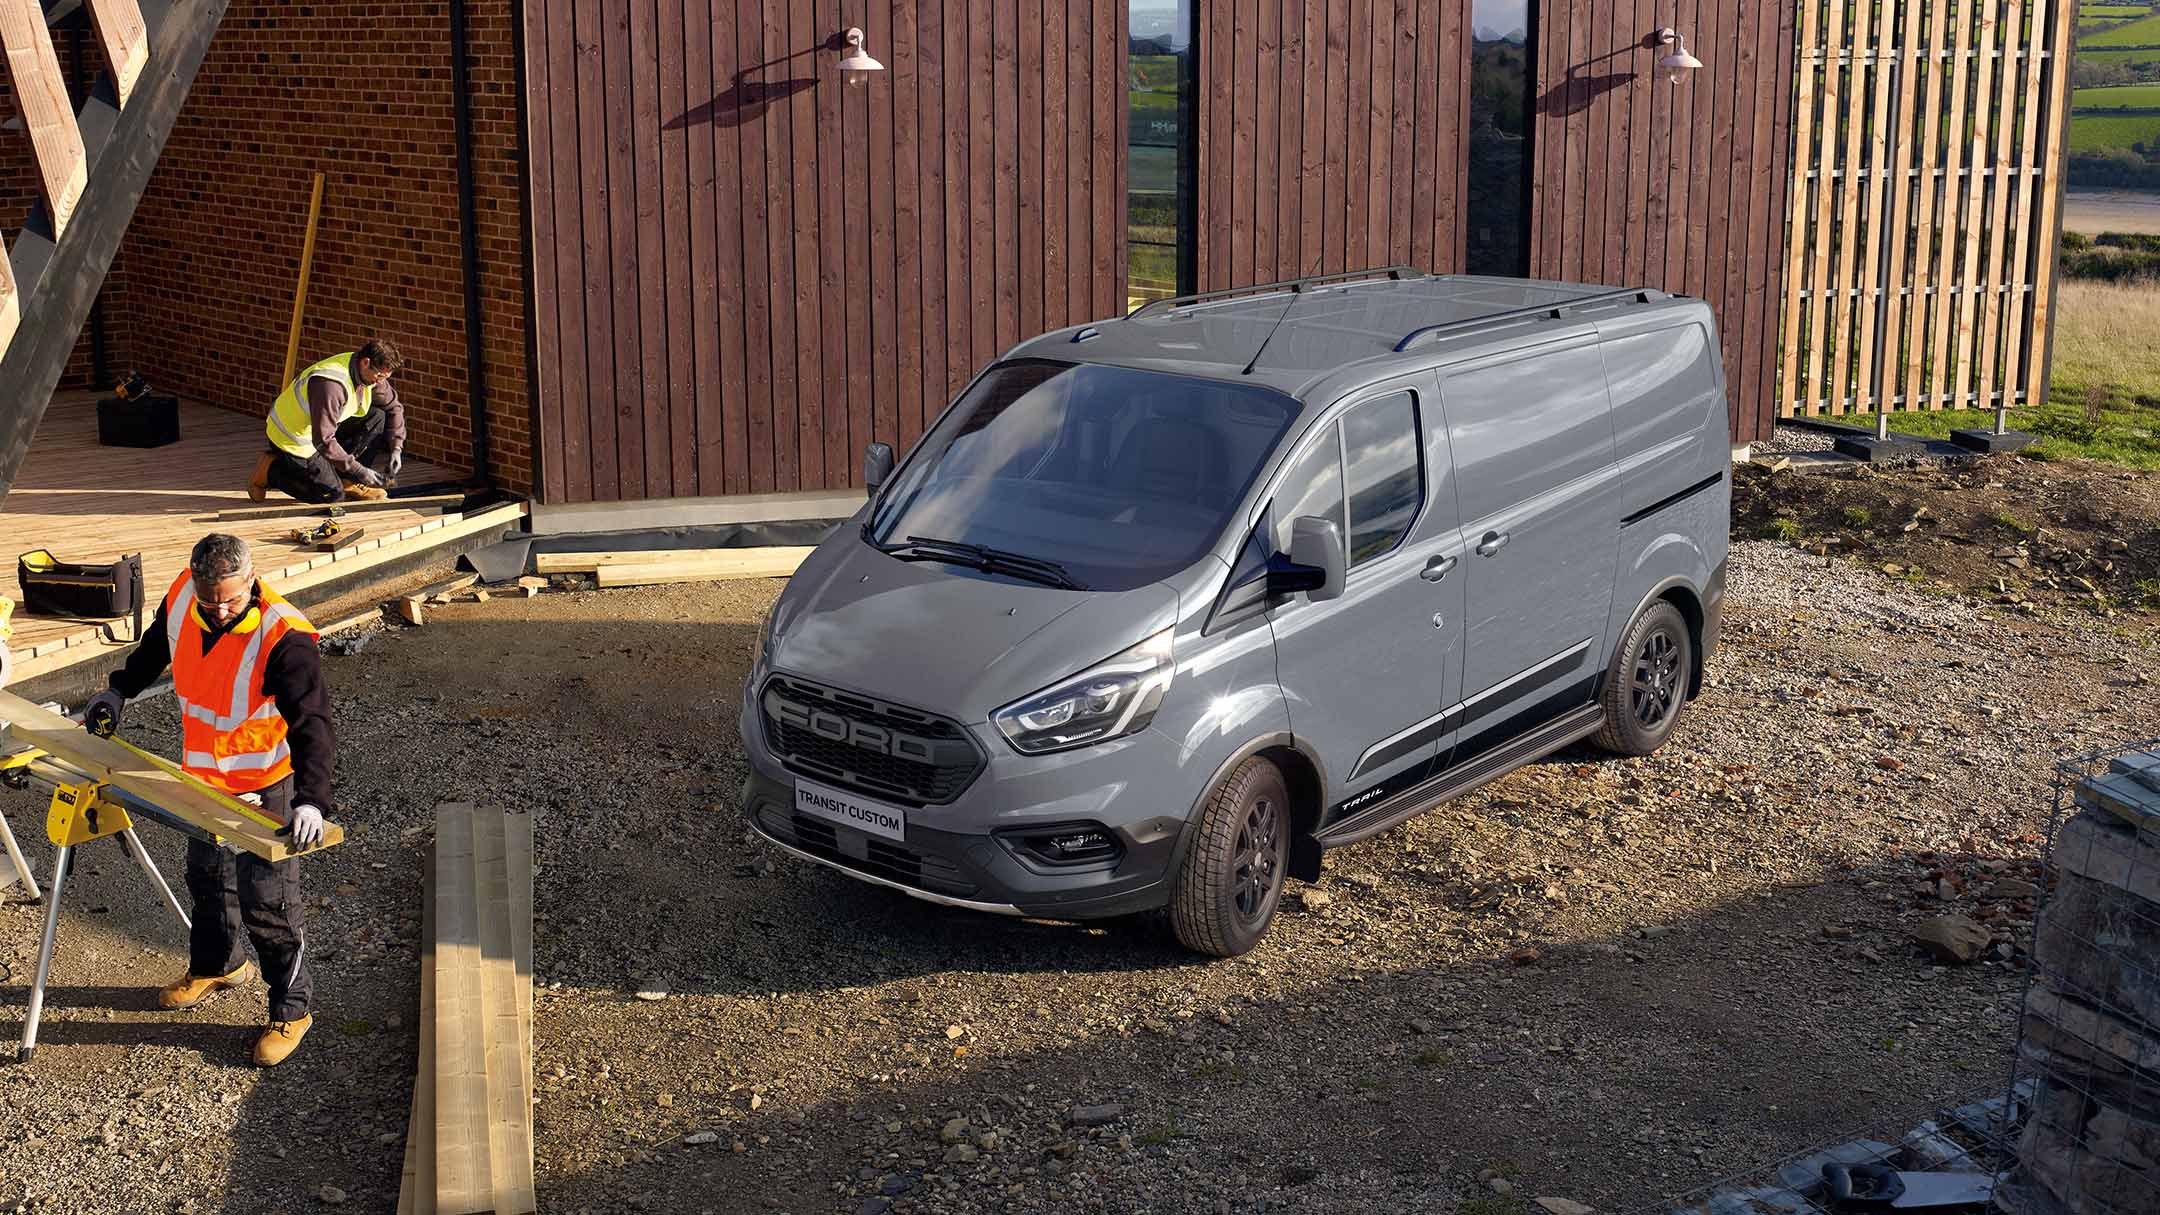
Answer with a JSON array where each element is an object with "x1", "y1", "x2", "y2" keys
[
  {"x1": 1177, "y1": 731, "x2": 1331, "y2": 885},
  {"x1": 1616, "y1": 575, "x2": 1708, "y2": 700}
]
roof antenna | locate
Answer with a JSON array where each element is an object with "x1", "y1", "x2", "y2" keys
[{"x1": 1240, "y1": 284, "x2": 1309, "y2": 376}]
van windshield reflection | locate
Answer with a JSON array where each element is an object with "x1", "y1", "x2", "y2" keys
[{"x1": 867, "y1": 359, "x2": 1301, "y2": 593}]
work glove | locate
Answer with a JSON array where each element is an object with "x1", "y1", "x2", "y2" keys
[
  {"x1": 287, "y1": 803, "x2": 326, "y2": 850},
  {"x1": 349, "y1": 465, "x2": 385, "y2": 489},
  {"x1": 82, "y1": 689, "x2": 124, "y2": 736},
  {"x1": 388, "y1": 449, "x2": 403, "y2": 479}
]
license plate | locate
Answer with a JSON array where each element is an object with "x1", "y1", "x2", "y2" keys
[{"x1": 793, "y1": 777, "x2": 907, "y2": 842}]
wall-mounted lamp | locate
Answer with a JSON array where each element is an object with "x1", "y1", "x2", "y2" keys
[
  {"x1": 837, "y1": 27, "x2": 884, "y2": 85},
  {"x1": 1656, "y1": 28, "x2": 1702, "y2": 83}
]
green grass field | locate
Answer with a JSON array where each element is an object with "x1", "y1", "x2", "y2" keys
[
  {"x1": 2072, "y1": 111, "x2": 2160, "y2": 152},
  {"x1": 1843, "y1": 283, "x2": 2160, "y2": 470},
  {"x1": 2076, "y1": 84, "x2": 2160, "y2": 108},
  {"x1": 2078, "y1": 47, "x2": 2160, "y2": 69},
  {"x1": 2087, "y1": 12, "x2": 2160, "y2": 46}
]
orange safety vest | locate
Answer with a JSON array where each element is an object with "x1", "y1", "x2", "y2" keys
[{"x1": 162, "y1": 571, "x2": 317, "y2": 797}]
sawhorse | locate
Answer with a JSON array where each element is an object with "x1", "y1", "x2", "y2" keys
[{"x1": 3, "y1": 728, "x2": 203, "y2": 1063}]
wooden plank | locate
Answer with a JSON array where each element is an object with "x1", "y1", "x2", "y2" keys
[
  {"x1": 504, "y1": 807, "x2": 535, "y2": 1115},
  {"x1": 755, "y1": 0, "x2": 798, "y2": 495},
  {"x1": 474, "y1": 808, "x2": 535, "y2": 1213},
  {"x1": 1975, "y1": 0, "x2": 2024, "y2": 409},
  {"x1": 1094, "y1": 0, "x2": 1120, "y2": 315},
  {"x1": 209, "y1": 493, "x2": 467, "y2": 522},
  {"x1": 2002, "y1": 0, "x2": 2049, "y2": 401},
  {"x1": 1801, "y1": 0, "x2": 1845, "y2": 414},
  {"x1": 83, "y1": 0, "x2": 147, "y2": 108},
  {"x1": 1877, "y1": 0, "x2": 1925, "y2": 412},
  {"x1": 1259, "y1": 0, "x2": 1284, "y2": 277},
  {"x1": 1704, "y1": 0, "x2": 1744, "y2": 397},
  {"x1": 2024, "y1": 0, "x2": 2074, "y2": 410},
  {"x1": 397, "y1": 848, "x2": 438, "y2": 1215},
  {"x1": 590, "y1": 550, "x2": 814, "y2": 587},
  {"x1": 1827, "y1": 0, "x2": 1871, "y2": 413},
  {"x1": 0, "y1": 239, "x2": 18, "y2": 364},
  {"x1": 625, "y1": 0, "x2": 669, "y2": 501},
  {"x1": 0, "y1": 689, "x2": 342, "y2": 862},
  {"x1": 0, "y1": 0, "x2": 88, "y2": 236},
  {"x1": 1952, "y1": 0, "x2": 2001, "y2": 406},
  {"x1": 1903, "y1": 0, "x2": 1952, "y2": 410},
  {"x1": 689, "y1": 0, "x2": 730, "y2": 498},
  {"x1": 1928, "y1": 0, "x2": 1977, "y2": 410},
  {"x1": 431, "y1": 804, "x2": 492, "y2": 1212},
  {"x1": 570, "y1": 0, "x2": 609, "y2": 502},
  {"x1": 1849, "y1": 0, "x2": 1898, "y2": 413},
  {"x1": 1756, "y1": 0, "x2": 1800, "y2": 436},
  {"x1": 902, "y1": 0, "x2": 934, "y2": 452},
  {"x1": 272, "y1": 502, "x2": 528, "y2": 597},
  {"x1": 523, "y1": 0, "x2": 564, "y2": 505},
  {"x1": 602, "y1": 1, "x2": 644, "y2": 499},
  {"x1": 532, "y1": 545, "x2": 814, "y2": 575}
]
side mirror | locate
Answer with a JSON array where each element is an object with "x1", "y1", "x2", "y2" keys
[
  {"x1": 863, "y1": 441, "x2": 895, "y2": 496},
  {"x1": 1270, "y1": 516, "x2": 1346, "y2": 602}
]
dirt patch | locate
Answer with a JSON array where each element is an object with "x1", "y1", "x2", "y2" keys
[
  {"x1": 1733, "y1": 454, "x2": 2160, "y2": 614},
  {"x1": 5, "y1": 462, "x2": 2160, "y2": 1215}
]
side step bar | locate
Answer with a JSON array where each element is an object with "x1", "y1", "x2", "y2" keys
[{"x1": 1312, "y1": 703, "x2": 1606, "y2": 850}]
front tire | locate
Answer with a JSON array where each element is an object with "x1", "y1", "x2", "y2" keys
[
  {"x1": 1594, "y1": 600, "x2": 1694, "y2": 756},
  {"x1": 1169, "y1": 757, "x2": 1290, "y2": 958}
]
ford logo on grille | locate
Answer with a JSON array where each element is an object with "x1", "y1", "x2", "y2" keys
[{"x1": 767, "y1": 691, "x2": 940, "y2": 763}]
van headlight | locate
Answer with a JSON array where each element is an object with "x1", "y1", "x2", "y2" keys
[{"x1": 992, "y1": 629, "x2": 1176, "y2": 755}]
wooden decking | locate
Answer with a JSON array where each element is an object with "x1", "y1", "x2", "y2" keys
[{"x1": 1, "y1": 392, "x2": 519, "y2": 684}]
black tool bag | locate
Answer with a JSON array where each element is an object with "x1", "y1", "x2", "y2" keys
[{"x1": 16, "y1": 549, "x2": 145, "y2": 642}]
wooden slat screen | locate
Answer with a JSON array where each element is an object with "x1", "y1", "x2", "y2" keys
[
  {"x1": 1779, "y1": 0, "x2": 2075, "y2": 418},
  {"x1": 522, "y1": 0, "x2": 1128, "y2": 504},
  {"x1": 1193, "y1": 0, "x2": 1469, "y2": 285},
  {"x1": 1530, "y1": 2, "x2": 1800, "y2": 445}
]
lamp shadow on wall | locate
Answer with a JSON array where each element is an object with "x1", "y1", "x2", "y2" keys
[
  {"x1": 1537, "y1": 31, "x2": 1666, "y2": 118},
  {"x1": 666, "y1": 35, "x2": 842, "y2": 130}
]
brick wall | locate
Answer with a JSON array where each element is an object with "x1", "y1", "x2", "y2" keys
[{"x1": 36, "y1": 1, "x2": 536, "y2": 492}]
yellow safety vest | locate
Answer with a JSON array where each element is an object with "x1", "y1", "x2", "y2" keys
[{"x1": 266, "y1": 352, "x2": 373, "y2": 459}]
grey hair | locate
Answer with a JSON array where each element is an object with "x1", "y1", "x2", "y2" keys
[{"x1": 189, "y1": 533, "x2": 253, "y2": 583}]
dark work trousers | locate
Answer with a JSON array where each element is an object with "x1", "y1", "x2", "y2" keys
[
  {"x1": 183, "y1": 776, "x2": 313, "y2": 1021},
  {"x1": 263, "y1": 409, "x2": 394, "y2": 504}
]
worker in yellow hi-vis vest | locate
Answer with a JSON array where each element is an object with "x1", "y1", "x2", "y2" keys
[{"x1": 246, "y1": 338, "x2": 408, "y2": 504}]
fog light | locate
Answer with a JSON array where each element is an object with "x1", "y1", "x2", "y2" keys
[{"x1": 1001, "y1": 824, "x2": 1124, "y2": 868}]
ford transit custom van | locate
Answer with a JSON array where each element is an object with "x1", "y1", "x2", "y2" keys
[{"x1": 740, "y1": 268, "x2": 1729, "y2": 956}]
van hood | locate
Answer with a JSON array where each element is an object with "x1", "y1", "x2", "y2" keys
[{"x1": 767, "y1": 534, "x2": 1182, "y2": 722}]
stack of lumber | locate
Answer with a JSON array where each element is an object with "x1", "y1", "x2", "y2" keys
[
  {"x1": 398, "y1": 803, "x2": 535, "y2": 1215},
  {"x1": 533, "y1": 545, "x2": 813, "y2": 588},
  {"x1": 2016, "y1": 750, "x2": 2160, "y2": 1215}
]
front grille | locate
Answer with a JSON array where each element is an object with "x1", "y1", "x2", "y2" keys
[
  {"x1": 760, "y1": 675, "x2": 985, "y2": 805},
  {"x1": 758, "y1": 806, "x2": 976, "y2": 897}
]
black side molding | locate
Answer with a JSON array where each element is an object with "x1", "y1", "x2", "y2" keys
[{"x1": 1621, "y1": 470, "x2": 1725, "y2": 527}]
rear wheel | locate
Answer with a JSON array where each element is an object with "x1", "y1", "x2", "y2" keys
[
  {"x1": 1169, "y1": 757, "x2": 1290, "y2": 957},
  {"x1": 1594, "y1": 600, "x2": 1694, "y2": 756}
]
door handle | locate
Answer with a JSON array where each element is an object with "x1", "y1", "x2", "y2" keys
[
  {"x1": 1419, "y1": 554, "x2": 1458, "y2": 582},
  {"x1": 1476, "y1": 530, "x2": 1510, "y2": 557}
]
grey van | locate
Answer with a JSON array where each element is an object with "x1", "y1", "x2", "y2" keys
[{"x1": 738, "y1": 268, "x2": 1728, "y2": 956}]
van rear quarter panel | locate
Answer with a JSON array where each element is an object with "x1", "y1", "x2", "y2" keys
[{"x1": 1596, "y1": 304, "x2": 1733, "y2": 650}]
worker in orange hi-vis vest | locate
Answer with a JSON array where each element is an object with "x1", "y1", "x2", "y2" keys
[{"x1": 82, "y1": 533, "x2": 336, "y2": 1067}]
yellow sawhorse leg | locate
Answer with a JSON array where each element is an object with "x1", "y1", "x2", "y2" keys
[{"x1": 18, "y1": 779, "x2": 191, "y2": 1063}]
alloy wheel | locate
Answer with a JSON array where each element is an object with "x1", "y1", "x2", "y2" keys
[
  {"x1": 1630, "y1": 628, "x2": 1683, "y2": 728},
  {"x1": 1231, "y1": 796, "x2": 1281, "y2": 921}
]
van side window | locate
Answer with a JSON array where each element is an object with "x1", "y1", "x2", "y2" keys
[
  {"x1": 1268, "y1": 430, "x2": 1345, "y2": 556},
  {"x1": 1341, "y1": 391, "x2": 1422, "y2": 565}
]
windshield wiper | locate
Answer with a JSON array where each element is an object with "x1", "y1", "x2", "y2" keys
[{"x1": 887, "y1": 535, "x2": 1086, "y2": 590}]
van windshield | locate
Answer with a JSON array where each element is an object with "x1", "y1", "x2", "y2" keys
[{"x1": 866, "y1": 359, "x2": 1301, "y2": 592}]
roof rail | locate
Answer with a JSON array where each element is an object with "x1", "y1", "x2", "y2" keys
[
  {"x1": 1391, "y1": 288, "x2": 1655, "y2": 352},
  {"x1": 1124, "y1": 265, "x2": 1426, "y2": 322}
]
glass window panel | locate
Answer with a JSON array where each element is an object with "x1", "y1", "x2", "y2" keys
[
  {"x1": 1467, "y1": 2, "x2": 1532, "y2": 275},
  {"x1": 1129, "y1": 1, "x2": 1195, "y2": 308},
  {"x1": 1341, "y1": 392, "x2": 1424, "y2": 565}
]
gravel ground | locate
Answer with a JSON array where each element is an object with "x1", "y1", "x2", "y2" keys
[
  {"x1": 4, "y1": 467, "x2": 2158, "y2": 1215},
  {"x1": 1746, "y1": 426, "x2": 1841, "y2": 456}
]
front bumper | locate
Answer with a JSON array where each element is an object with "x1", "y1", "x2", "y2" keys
[{"x1": 737, "y1": 677, "x2": 1191, "y2": 919}]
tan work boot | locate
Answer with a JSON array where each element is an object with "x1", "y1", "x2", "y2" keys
[
  {"x1": 253, "y1": 1014, "x2": 312, "y2": 1066},
  {"x1": 340, "y1": 481, "x2": 389, "y2": 502},
  {"x1": 157, "y1": 959, "x2": 254, "y2": 1010},
  {"x1": 246, "y1": 452, "x2": 275, "y2": 502}
]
